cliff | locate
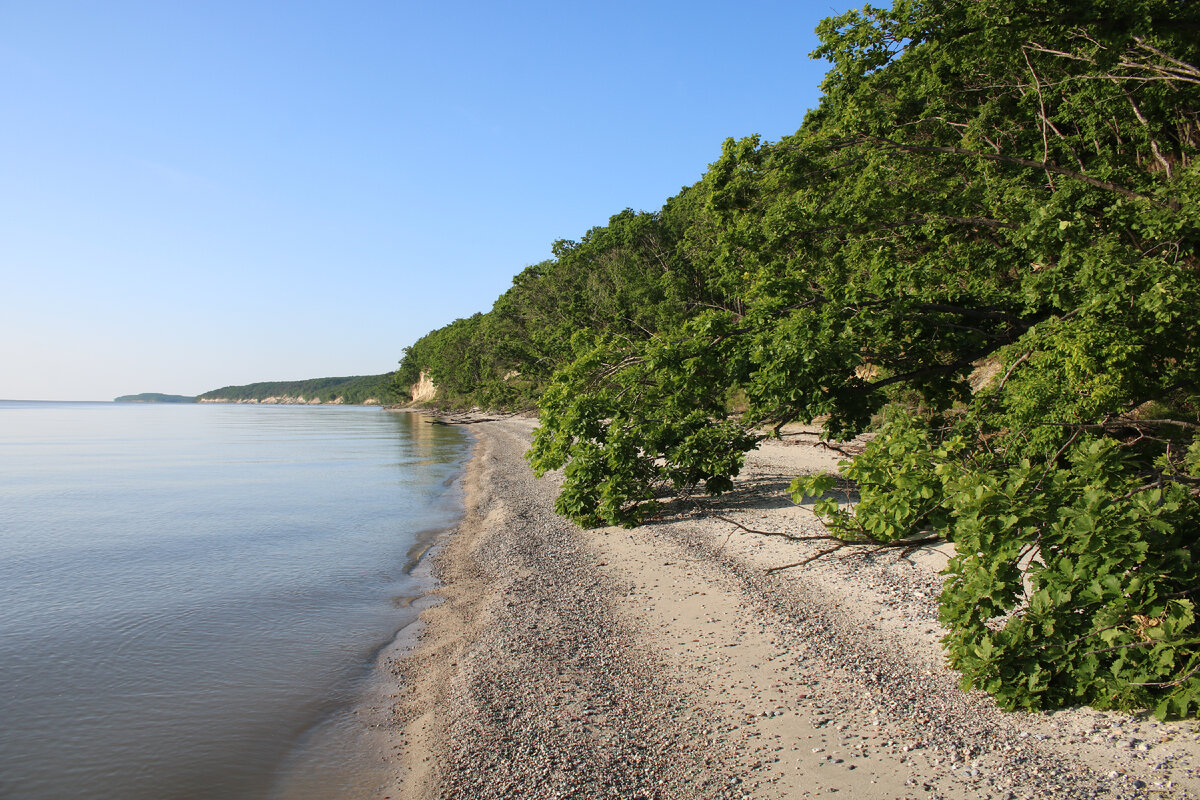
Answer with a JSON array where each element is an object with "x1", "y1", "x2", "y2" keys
[{"x1": 410, "y1": 371, "x2": 437, "y2": 403}]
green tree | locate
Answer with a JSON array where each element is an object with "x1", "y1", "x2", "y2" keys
[
  {"x1": 529, "y1": 0, "x2": 1200, "y2": 715},
  {"x1": 398, "y1": 0, "x2": 1200, "y2": 716}
]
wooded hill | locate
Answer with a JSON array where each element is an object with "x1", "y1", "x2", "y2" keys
[
  {"x1": 113, "y1": 393, "x2": 197, "y2": 403},
  {"x1": 399, "y1": 0, "x2": 1200, "y2": 717},
  {"x1": 197, "y1": 374, "x2": 398, "y2": 404}
]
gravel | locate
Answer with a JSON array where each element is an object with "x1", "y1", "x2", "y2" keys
[
  {"x1": 383, "y1": 417, "x2": 1200, "y2": 800},
  {"x1": 387, "y1": 420, "x2": 739, "y2": 800}
]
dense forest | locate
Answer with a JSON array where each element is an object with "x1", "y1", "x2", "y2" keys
[
  {"x1": 398, "y1": 0, "x2": 1200, "y2": 717},
  {"x1": 198, "y1": 374, "x2": 398, "y2": 404}
]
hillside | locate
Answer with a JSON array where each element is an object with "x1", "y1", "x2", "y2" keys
[
  {"x1": 113, "y1": 393, "x2": 196, "y2": 403},
  {"x1": 196, "y1": 374, "x2": 398, "y2": 405}
]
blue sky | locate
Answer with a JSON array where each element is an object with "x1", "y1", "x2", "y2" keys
[{"x1": 1, "y1": 0, "x2": 845, "y2": 401}]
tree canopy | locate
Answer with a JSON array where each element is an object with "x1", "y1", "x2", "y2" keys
[{"x1": 400, "y1": 0, "x2": 1200, "y2": 717}]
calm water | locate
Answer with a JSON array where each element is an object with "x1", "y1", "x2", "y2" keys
[{"x1": 0, "y1": 401, "x2": 470, "y2": 800}]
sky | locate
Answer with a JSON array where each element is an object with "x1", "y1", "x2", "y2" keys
[{"x1": 1, "y1": 0, "x2": 847, "y2": 401}]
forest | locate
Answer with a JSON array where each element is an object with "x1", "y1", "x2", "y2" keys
[
  {"x1": 397, "y1": 0, "x2": 1200, "y2": 717},
  {"x1": 197, "y1": 374, "x2": 398, "y2": 404}
]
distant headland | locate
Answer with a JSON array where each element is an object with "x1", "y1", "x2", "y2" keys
[
  {"x1": 113, "y1": 393, "x2": 196, "y2": 403},
  {"x1": 115, "y1": 373, "x2": 399, "y2": 406}
]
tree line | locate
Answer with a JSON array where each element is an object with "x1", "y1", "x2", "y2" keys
[
  {"x1": 199, "y1": 374, "x2": 398, "y2": 404},
  {"x1": 398, "y1": 0, "x2": 1200, "y2": 717}
]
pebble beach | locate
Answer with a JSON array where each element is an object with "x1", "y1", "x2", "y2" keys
[{"x1": 377, "y1": 416, "x2": 1200, "y2": 799}]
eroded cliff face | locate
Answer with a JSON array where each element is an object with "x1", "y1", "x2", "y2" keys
[{"x1": 410, "y1": 371, "x2": 437, "y2": 403}]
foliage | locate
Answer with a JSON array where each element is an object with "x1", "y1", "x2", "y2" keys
[
  {"x1": 527, "y1": 315, "x2": 758, "y2": 526},
  {"x1": 399, "y1": 0, "x2": 1200, "y2": 715},
  {"x1": 397, "y1": 200, "x2": 700, "y2": 410},
  {"x1": 794, "y1": 410, "x2": 1200, "y2": 715},
  {"x1": 779, "y1": 0, "x2": 1200, "y2": 716},
  {"x1": 197, "y1": 374, "x2": 399, "y2": 404}
]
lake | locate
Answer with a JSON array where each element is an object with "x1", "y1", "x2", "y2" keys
[{"x1": 0, "y1": 401, "x2": 470, "y2": 799}]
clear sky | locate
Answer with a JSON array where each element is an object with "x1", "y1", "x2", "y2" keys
[{"x1": 1, "y1": 0, "x2": 846, "y2": 401}]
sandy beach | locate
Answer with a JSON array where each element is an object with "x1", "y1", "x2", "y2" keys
[{"x1": 378, "y1": 416, "x2": 1200, "y2": 799}]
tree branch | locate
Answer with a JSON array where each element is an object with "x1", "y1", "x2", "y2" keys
[{"x1": 869, "y1": 137, "x2": 1180, "y2": 211}]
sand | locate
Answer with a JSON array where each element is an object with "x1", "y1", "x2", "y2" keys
[{"x1": 376, "y1": 416, "x2": 1200, "y2": 799}]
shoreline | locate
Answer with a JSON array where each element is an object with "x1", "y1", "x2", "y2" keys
[
  {"x1": 378, "y1": 417, "x2": 1200, "y2": 799},
  {"x1": 267, "y1": 413, "x2": 476, "y2": 800}
]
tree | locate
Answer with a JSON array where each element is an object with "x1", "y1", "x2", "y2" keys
[{"x1": 527, "y1": 0, "x2": 1200, "y2": 715}]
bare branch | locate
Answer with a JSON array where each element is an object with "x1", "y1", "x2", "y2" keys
[
  {"x1": 1129, "y1": 662, "x2": 1200, "y2": 689},
  {"x1": 765, "y1": 545, "x2": 848, "y2": 573},
  {"x1": 1133, "y1": 37, "x2": 1200, "y2": 78},
  {"x1": 713, "y1": 515, "x2": 849, "y2": 543},
  {"x1": 1134, "y1": 419, "x2": 1200, "y2": 430},
  {"x1": 869, "y1": 137, "x2": 1180, "y2": 211},
  {"x1": 993, "y1": 350, "x2": 1033, "y2": 396},
  {"x1": 1022, "y1": 46, "x2": 1053, "y2": 169},
  {"x1": 815, "y1": 440, "x2": 863, "y2": 458}
]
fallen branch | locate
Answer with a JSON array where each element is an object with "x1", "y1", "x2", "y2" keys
[
  {"x1": 765, "y1": 544, "x2": 849, "y2": 573},
  {"x1": 713, "y1": 515, "x2": 850, "y2": 543},
  {"x1": 712, "y1": 515, "x2": 944, "y2": 572},
  {"x1": 815, "y1": 440, "x2": 864, "y2": 458}
]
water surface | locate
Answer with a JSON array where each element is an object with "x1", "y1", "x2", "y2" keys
[{"x1": 0, "y1": 401, "x2": 469, "y2": 800}]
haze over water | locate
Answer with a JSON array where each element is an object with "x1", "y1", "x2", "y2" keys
[{"x1": 0, "y1": 401, "x2": 470, "y2": 800}]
